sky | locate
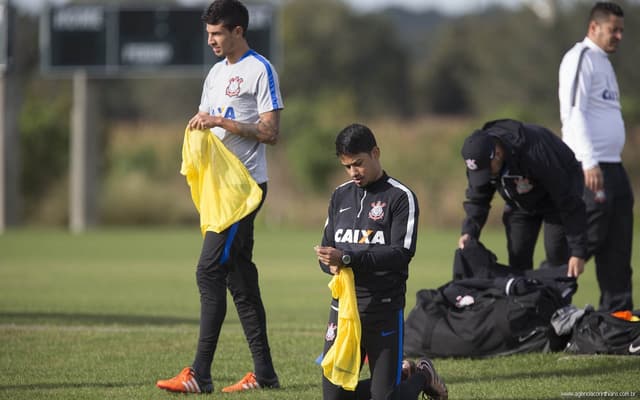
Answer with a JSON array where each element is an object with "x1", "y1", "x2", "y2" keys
[
  {"x1": 342, "y1": 0, "x2": 530, "y2": 15},
  {"x1": 13, "y1": 0, "x2": 532, "y2": 16}
]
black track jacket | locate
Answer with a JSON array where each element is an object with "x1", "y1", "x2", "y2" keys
[
  {"x1": 319, "y1": 172, "x2": 419, "y2": 314},
  {"x1": 462, "y1": 119, "x2": 588, "y2": 258}
]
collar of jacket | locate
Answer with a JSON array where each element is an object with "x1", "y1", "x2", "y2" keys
[{"x1": 357, "y1": 171, "x2": 389, "y2": 192}]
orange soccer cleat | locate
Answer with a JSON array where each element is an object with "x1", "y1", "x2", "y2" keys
[
  {"x1": 221, "y1": 372, "x2": 280, "y2": 393},
  {"x1": 156, "y1": 367, "x2": 212, "y2": 394}
]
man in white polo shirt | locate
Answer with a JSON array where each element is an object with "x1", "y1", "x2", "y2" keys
[{"x1": 558, "y1": 1, "x2": 633, "y2": 312}]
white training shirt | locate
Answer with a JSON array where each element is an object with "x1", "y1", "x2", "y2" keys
[
  {"x1": 199, "y1": 49, "x2": 284, "y2": 184},
  {"x1": 558, "y1": 37, "x2": 625, "y2": 169}
]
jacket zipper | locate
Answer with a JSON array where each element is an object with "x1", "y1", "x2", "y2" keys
[
  {"x1": 357, "y1": 189, "x2": 367, "y2": 219},
  {"x1": 348, "y1": 189, "x2": 367, "y2": 259},
  {"x1": 501, "y1": 175, "x2": 523, "y2": 210}
]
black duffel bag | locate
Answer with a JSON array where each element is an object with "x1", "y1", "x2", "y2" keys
[
  {"x1": 404, "y1": 276, "x2": 575, "y2": 358},
  {"x1": 566, "y1": 310, "x2": 640, "y2": 355}
]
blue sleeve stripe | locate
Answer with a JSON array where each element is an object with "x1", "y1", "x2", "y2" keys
[{"x1": 248, "y1": 50, "x2": 281, "y2": 110}]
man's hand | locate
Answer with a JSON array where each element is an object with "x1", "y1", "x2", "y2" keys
[
  {"x1": 458, "y1": 233, "x2": 471, "y2": 249},
  {"x1": 314, "y1": 245, "x2": 343, "y2": 274},
  {"x1": 187, "y1": 110, "x2": 280, "y2": 145},
  {"x1": 188, "y1": 111, "x2": 222, "y2": 131},
  {"x1": 567, "y1": 256, "x2": 585, "y2": 277},
  {"x1": 584, "y1": 165, "x2": 603, "y2": 193}
]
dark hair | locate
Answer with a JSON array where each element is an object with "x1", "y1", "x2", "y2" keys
[
  {"x1": 335, "y1": 124, "x2": 377, "y2": 156},
  {"x1": 590, "y1": 2, "x2": 624, "y2": 22},
  {"x1": 201, "y1": 0, "x2": 249, "y2": 36}
]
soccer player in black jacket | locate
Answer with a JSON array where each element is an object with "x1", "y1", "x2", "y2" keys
[
  {"x1": 459, "y1": 119, "x2": 588, "y2": 278},
  {"x1": 315, "y1": 123, "x2": 448, "y2": 400}
]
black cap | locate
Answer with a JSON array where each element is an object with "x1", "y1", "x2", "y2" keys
[{"x1": 461, "y1": 130, "x2": 495, "y2": 187}]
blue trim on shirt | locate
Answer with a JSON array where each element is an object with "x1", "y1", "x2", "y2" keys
[
  {"x1": 247, "y1": 49, "x2": 280, "y2": 110},
  {"x1": 220, "y1": 223, "x2": 239, "y2": 265},
  {"x1": 238, "y1": 49, "x2": 253, "y2": 62}
]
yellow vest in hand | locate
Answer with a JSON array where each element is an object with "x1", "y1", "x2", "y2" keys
[
  {"x1": 321, "y1": 268, "x2": 362, "y2": 391},
  {"x1": 180, "y1": 127, "x2": 262, "y2": 235}
]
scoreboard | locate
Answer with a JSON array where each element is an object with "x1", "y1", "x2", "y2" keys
[{"x1": 40, "y1": 3, "x2": 275, "y2": 75}]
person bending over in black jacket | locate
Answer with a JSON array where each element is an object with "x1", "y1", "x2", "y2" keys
[{"x1": 459, "y1": 119, "x2": 588, "y2": 278}]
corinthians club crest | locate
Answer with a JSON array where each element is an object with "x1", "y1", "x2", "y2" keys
[
  {"x1": 368, "y1": 201, "x2": 386, "y2": 221},
  {"x1": 226, "y1": 76, "x2": 243, "y2": 97}
]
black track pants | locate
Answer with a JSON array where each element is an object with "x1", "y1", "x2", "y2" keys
[
  {"x1": 321, "y1": 300, "x2": 425, "y2": 400},
  {"x1": 191, "y1": 183, "x2": 277, "y2": 384},
  {"x1": 502, "y1": 207, "x2": 569, "y2": 271},
  {"x1": 583, "y1": 163, "x2": 634, "y2": 312}
]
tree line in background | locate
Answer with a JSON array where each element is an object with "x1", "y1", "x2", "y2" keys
[{"x1": 10, "y1": 0, "x2": 640, "y2": 225}]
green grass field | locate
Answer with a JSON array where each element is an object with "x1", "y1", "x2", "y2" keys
[{"x1": 1, "y1": 227, "x2": 639, "y2": 399}]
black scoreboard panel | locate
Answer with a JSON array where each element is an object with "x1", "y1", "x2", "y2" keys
[
  {"x1": 243, "y1": 4, "x2": 273, "y2": 62},
  {"x1": 46, "y1": 5, "x2": 108, "y2": 68},
  {"x1": 41, "y1": 4, "x2": 275, "y2": 75},
  {"x1": 208, "y1": 4, "x2": 274, "y2": 63},
  {"x1": 118, "y1": 8, "x2": 206, "y2": 68}
]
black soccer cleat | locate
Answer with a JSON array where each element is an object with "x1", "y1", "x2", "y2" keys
[
  {"x1": 416, "y1": 358, "x2": 448, "y2": 400},
  {"x1": 401, "y1": 359, "x2": 417, "y2": 381}
]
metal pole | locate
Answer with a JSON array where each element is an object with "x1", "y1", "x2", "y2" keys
[
  {"x1": 69, "y1": 69, "x2": 96, "y2": 232},
  {"x1": 0, "y1": 70, "x2": 19, "y2": 232}
]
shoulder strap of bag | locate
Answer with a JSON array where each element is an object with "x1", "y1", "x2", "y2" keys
[{"x1": 570, "y1": 47, "x2": 590, "y2": 107}]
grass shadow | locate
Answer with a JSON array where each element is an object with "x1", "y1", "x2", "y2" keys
[
  {"x1": 0, "y1": 381, "x2": 145, "y2": 391},
  {"x1": 0, "y1": 311, "x2": 199, "y2": 326}
]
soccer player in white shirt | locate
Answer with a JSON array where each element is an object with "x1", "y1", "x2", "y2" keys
[
  {"x1": 157, "y1": 0, "x2": 283, "y2": 394},
  {"x1": 558, "y1": 2, "x2": 633, "y2": 312}
]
